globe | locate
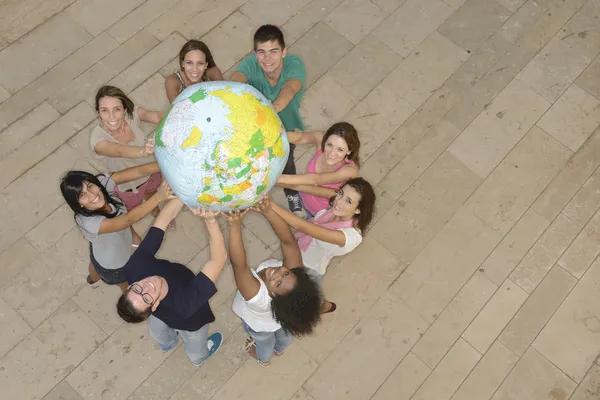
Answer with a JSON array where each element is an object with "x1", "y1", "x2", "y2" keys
[{"x1": 154, "y1": 81, "x2": 289, "y2": 211}]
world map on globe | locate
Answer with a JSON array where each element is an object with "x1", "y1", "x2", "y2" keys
[{"x1": 154, "y1": 81, "x2": 289, "y2": 211}]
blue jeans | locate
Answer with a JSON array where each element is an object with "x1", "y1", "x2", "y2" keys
[
  {"x1": 148, "y1": 315, "x2": 209, "y2": 366},
  {"x1": 242, "y1": 320, "x2": 292, "y2": 363}
]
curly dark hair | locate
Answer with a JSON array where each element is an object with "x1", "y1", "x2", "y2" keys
[
  {"x1": 270, "y1": 267, "x2": 321, "y2": 336},
  {"x1": 116, "y1": 292, "x2": 151, "y2": 323}
]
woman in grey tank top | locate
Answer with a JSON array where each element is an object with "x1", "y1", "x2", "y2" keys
[{"x1": 165, "y1": 40, "x2": 222, "y2": 103}]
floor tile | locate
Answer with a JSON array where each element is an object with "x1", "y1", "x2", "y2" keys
[
  {"x1": 296, "y1": 237, "x2": 403, "y2": 364},
  {"x1": 571, "y1": 363, "x2": 600, "y2": 400},
  {"x1": 562, "y1": 166, "x2": 600, "y2": 227},
  {"x1": 343, "y1": 82, "x2": 416, "y2": 160},
  {"x1": 558, "y1": 223, "x2": 600, "y2": 279},
  {"x1": 532, "y1": 130, "x2": 600, "y2": 221},
  {"x1": 49, "y1": 29, "x2": 159, "y2": 113},
  {"x1": 288, "y1": 22, "x2": 354, "y2": 88},
  {"x1": 0, "y1": 12, "x2": 92, "y2": 93},
  {"x1": 448, "y1": 79, "x2": 551, "y2": 179},
  {"x1": 0, "y1": 101, "x2": 60, "y2": 159},
  {"x1": 537, "y1": 85, "x2": 600, "y2": 152},
  {"x1": 42, "y1": 381, "x2": 83, "y2": 400},
  {"x1": 378, "y1": 118, "x2": 461, "y2": 199},
  {"x1": 381, "y1": 31, "x2": 469, "y2": 108},
  {"x1": 324, "y1": 0, "x2": 387, "y2": 45},
  {"x1": 438, "y1": 0, "x2": 512, "y2": 53},
  {"x1": 533, "y1": 257, "x2": 600, "y2": 382},
  {"x1": 462, "y1": 279, "x2": 528, "y2": 354},
  {"x1": 509, "y1": 213, "x2": 581, "y2": 294},
  {"x1": 241, "y1": 0, "x2": 312, "y2": 27},
  {"x1": 576, "y1": 55, "x2": 600, "y2": 100},
  {"x1": 171, "y1": 326, "x2": 249, "y2": 400},
  {"x1": 411, "y1": 338, "x2": 481, "y2": 400},
  {"x1": 559, "y1": 0, "x2": 600, "y2": 60},
  {"x1": 492, "y1": 347, "x2": 576, "y2": 400},
  {"x1": 0, "y1": 296, "x2": 32, "y2": 359},
  {"x1": 65, "y1": 0, "x2": 145, "y2": 37},
  {"x1": 176, "y1": 0, "x2": 247, "y2": 40},
  {"x1": 25, "y1": 204, "x2": 76, "y2": 253},
  {"x1": 326, "y1": 35, "x2": 402, "y2": 101},
  {"x1": 372, "y1": 0, "x2": 454, "y2": 57},
  {"x1": 463, "y1": 126, "x2": 571, "y2": 235},
  {"x1": 299, "y1": 76, "x2": 358, "y2": 130},
  {"x1": 0, "y1": 301, "x2": 106, "y2": 400},
  {"x1": 451, "y1": 341, "x2": 518, "y2": 400},
  {"x1": 499, "y1": 265, "x2": 576, "y2": 356},
  {"x1": 480, "y1": 209, "x2": 550, "y2": 286},
  {"x1": 390, "y1": 207, "x2": 501, "y2": 323},
  {"x1": 412, "y1": 272, "x2": 497, "y2": 368},
  {"x1": 0, "y1": 0, "x2": 77, "y2": 43},
  {"x1": 371, "y1": 352, "x2": 431, "y2": 400},
  {"x1": 212, "y1": 341, "x2": 317, "y2": 400},
  {"x1": 0, "y1": 238, "x2": 39, "y2": 289},
  {"x1": 146, "y1": 0, "x2": 216, "y2": 41},
  {"x1": 66, "y1": 322, "x2": 169, "y2": 399},
  {"x1": 282, "y1": 0, "x2": 344, "y2": 39},
  {"x1": 304, "y1": 292, "x2": 428, "y2": 400},
  {"x1": 106, "y1": 0, "x2": 179, "y2": 44},
  {"x1": 517, "y1": 36, "x2": 591, "y2": 103},
  {"x1": 372, "y1": 153, "x2": 483, "y2": 267}
]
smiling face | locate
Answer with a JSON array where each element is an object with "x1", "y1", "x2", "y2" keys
[
  {"x1": 332, "y1": 185, "x2": 362, "y2": 219},
  {"x1": 98, "y1": 96, "x2": 126, "y2": 133},
  {"x1": 78, "y1": 181, "x2": 106, "y2": 211},
  {"x1": 255, "y1": 40, "x2": 286, "y2": 77},
  {"x1": 260, "y1": 266, "x2": 297, "y2": 296},
  {"x1": 128, "y1": 275, "x2": 166, "y2": 312},
  {"x1": 181, "y1": 49, "x2": 207, "y2": 84},
  {"x1": 323, "y1": 134, "x2": 351, "y2": 166}
]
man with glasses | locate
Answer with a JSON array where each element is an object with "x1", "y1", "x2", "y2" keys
[{"x1": 116, "y1": 198, "x2": 228, "y2": 366}]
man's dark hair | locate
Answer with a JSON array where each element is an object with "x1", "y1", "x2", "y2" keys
[
  {"x1": 117, "y1": 292, "x2": 152, "y2": 323},
  {"x1": 271, "y1": 267, "x2": 321, "y2": 336},
  {"x1": 253, "y1": 24, "x2": 285, "y2": 50}
]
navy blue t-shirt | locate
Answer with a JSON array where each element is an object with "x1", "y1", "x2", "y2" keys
[{"x1": 126, "y1": 227, "x2": 217, "y2": 331}]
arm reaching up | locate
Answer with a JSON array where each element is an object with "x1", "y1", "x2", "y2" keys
[
  {"x1": 188, "y1": 207, "x2": 227, "y2": 283},
  {"x1": 153, "y1": 197, "x2": 184, "y2": 231},
  {"x1": 254, "y1": 197, "x2": 303, "y2": 268},
  {"x1": 225, "y1": 210, "x2": 260, "y2": 300}
]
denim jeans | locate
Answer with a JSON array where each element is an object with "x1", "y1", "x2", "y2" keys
[
  {"x1": 148, "y1": 315, "x2": 209, "y2": 366},
  {"x1": 242, "y1": 320, "x2": 292, "y2": 363}
]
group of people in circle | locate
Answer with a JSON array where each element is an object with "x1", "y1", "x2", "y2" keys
[{"x1": 59, "y1": 24, "x2": 377, "y2": 368}]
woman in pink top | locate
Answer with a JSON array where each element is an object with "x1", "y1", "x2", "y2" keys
[
  {"x1": 271, "y1": 178, "x2": 375, "y2": 314},
  {"x1": 277, "y1": 122, "x2": 360, "y2": 218}
]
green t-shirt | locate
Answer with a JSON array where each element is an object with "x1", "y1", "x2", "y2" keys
[{"x1": 237, "y1": 53, "x2": 305, "y2": 131}]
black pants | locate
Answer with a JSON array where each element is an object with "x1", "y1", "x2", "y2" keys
[{"x1": 283, "y1": 143, "x2": 297, "y2": 198}]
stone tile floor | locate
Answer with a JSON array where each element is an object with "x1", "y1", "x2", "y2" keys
[{"x1": 1, "y1": 0, "x2": 600, "y2": 398}]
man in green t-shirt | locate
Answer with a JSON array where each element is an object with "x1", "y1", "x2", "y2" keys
[{"x1": 232, "y1": 25, "x2": 306, "y2": 217}]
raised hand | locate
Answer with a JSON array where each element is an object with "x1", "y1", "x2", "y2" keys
[
  {"x1": 251, "y1": 196, "x2": 272, "y2": 214},
  {"x1": 143, "y1": 136, "x2": 155, "y2": 156},
  {"x1": 188, "y1": 206, "x2": 220, "y2": 223},
  {"x1": 156, "y1": 180, "x2": 176, "y2": 201},
  {"x1": 224, "y1": 209, "x2": 249, "y2": 226}
]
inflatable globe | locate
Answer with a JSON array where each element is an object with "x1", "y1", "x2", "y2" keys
[{"x1": 154, "y1": 81, "x2": 289, "y2": 211}]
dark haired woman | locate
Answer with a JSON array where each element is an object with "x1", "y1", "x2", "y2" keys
[
  {"x1": 227, "y1": 198, "x2": 321, "y2": 367},
  {"x1": 272, "y1": 178, "x2": 375, "y2": 314},
  {"x1": 165, "y1": 39, "x2": 222, "y2": 103},
  {"x1": 60, "y1": 162, "x2": 173, "y2": 291},
  {"x1": 277, "y1": 122, "x2": 360, "y2": 218},
  {"x1": 91, "y1": 85, "x2": 165, "y2": 213}
]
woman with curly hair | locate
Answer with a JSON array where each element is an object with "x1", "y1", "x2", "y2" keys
[{"x1": 227, "y1": 197, "x2": 321, "y2": 367}]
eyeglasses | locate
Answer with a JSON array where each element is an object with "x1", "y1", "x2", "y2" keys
[{"x1": 130, "y1": 283, "x2": 154, "y2": 306}]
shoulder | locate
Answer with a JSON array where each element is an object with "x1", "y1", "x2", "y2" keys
[
  {"x1": 237, "y1": 53, "x2": 258, "y2": 71},
  {"x1": 283, "y1": 55, "x2": 305, "y2": 74},
  {"x1": 340, "y1": 227, "x2": 362, "y2": 248},
  {"x1": 90, "y1": 124, "x2": 109, "y2": 145}
]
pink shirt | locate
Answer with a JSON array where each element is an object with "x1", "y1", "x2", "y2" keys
[{"x1": 299, "y1": 151, "x2": 354, "y2": 215}]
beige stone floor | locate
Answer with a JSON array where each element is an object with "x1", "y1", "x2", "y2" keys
[{"x1": 1, "y1": 0, "x2": 600, "y2": 399}]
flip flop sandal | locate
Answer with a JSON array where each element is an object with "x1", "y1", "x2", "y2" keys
[
  {"x1": 244, "y1": 337, "x2": 274, "y2": 366},
  {"x1": 86, "y1": 275, "x2": 100, "y2": 285}
]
